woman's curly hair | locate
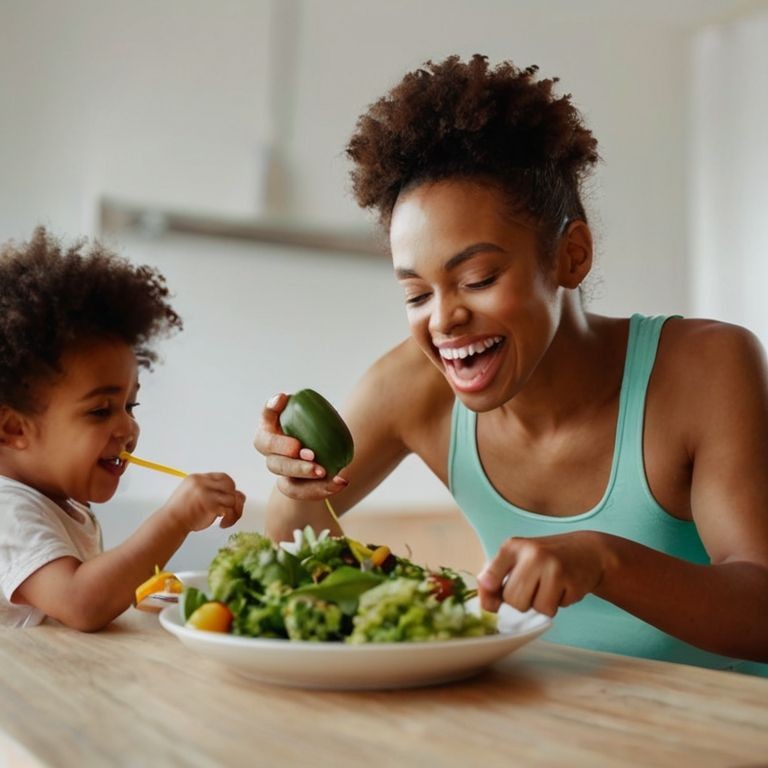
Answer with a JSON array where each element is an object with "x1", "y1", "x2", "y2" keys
[
  {"x1": 347, "y1": 54, "x2": 599, "y2": 254},
  {"x1": 0, "y1": 227, "x2": 183, "y2": 413}
]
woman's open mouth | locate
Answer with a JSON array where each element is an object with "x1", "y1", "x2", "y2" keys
[{"x1": 437, "y1": 336, "x2": 505, "y2": 393}]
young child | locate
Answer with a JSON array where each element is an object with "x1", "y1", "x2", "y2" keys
[{"x1": 0, "y1": 227, "x2": 245, "y2": 630}]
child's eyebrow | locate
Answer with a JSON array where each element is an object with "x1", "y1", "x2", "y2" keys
[
  {"x1": 78, "y1": 386, "x2": 123, "y2": 401},
  {"x1": 79, "y1": 382, "x2": 139, "y2": 401}
]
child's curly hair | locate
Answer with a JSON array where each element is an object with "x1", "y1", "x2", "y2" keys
[
  {"x1": 0, "y1": 227, "x2": 183, "y2": 413},
  {"x1": 346, "y1": 55, "x2": 599, "y2": 255}
]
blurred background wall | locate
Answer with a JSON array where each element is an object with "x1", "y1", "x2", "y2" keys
[{"x1": 1, "y1": 0, "x2": 766, "y2": 569}]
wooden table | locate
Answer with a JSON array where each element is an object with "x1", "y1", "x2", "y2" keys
[{"x1": 1, "y1": 611, "x2": 766, "y2": 768}]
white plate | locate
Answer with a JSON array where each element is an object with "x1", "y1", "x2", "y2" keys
[{"x1": 158, "y1": 571, "x2": 551, "y2": 690}]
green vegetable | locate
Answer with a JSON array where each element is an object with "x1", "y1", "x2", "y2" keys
[
  {"x1": 348, "y1": 578, "x2": 496, "y2": 644},
  {"x1": 293, "y1": 565, "x2": 384, "y2": 614},
  {"x1": 203, "y1": 528, "x2": 497, "y2": 643},
  {"x1": 208, "y1": 531, "x2": 307, "y2": 606},
  {"x1": 284, "y1": 596, "x2": 344, "y2": 641},
  {"x1": 235, "y1": 582, "x2": 293, "y2": 638},
  {"x1": 181, "y1": 587, "x2": 209, "y2": 621},
  {"x1": 279, "y1": 389, "x2": 354, "y2": 477}
]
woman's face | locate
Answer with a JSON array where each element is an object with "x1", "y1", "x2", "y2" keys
[{"x1": 390, "y1": 179, "x2": 565, "y2": 412}]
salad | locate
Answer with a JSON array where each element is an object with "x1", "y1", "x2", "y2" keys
[{"x1": 182, "y1": 527, "x2": 497, "y2": 643}]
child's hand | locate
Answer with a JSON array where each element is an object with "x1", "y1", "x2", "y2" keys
[{"x1": 161, "y1": 473, "x2": 245, "y2": 532}]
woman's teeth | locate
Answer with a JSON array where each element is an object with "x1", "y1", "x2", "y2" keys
[{"x1": 438, "y1": 336, "x2": 503, "y2": 361}]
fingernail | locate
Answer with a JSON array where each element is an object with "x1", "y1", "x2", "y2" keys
[
  {"x1": 333, "y1": 475, "x2": 349, "y2": 486},
  {"x1": 266, "y1": 394, "x2": 280, "y2": 409},
  {"x1": 314, "y1": 467, "x2": 325, "y2": 478},
  {"x1": 299, "y1": 448, "x2": 315, "y2": 461}
]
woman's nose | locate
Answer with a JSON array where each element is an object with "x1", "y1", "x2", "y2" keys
[{"x1": 429, "y1": 291, "x2": 469, "y2": 335}]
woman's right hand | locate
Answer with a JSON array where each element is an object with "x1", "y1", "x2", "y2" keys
[{"x1": 253, "y1": 393, "x2": 349, "y2": 501}]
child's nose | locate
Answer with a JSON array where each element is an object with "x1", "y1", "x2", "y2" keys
[{"x1": 114, "y1": 412, "x2": 140, "y2": 441}]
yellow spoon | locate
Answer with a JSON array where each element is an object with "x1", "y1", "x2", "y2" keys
[
  {"x1": 120, "y1": 451, "x2": 343, "y2": 534},
  {"x1": 119, "y1": 451, "x2": 188, "y2": 478}
]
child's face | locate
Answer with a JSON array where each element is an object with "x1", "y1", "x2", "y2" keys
[{"x1": 21, "y1": 339, "x2": 140, "y2": 505}]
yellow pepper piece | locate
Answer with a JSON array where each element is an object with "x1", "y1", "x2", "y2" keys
[
  {"x1": 347, "y1": 539, "x2": 374, "y2": 563},
  {"x1": 135, "y1": 565, "x2": 183, "y2": 605},
  {"x1": 370, "y1": 545, "x2": 391, "y2": 567}
]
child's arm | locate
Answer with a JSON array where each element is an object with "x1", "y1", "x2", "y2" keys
[{"x1": 13, "y1": 472, "x2": 245, "y2": 631}]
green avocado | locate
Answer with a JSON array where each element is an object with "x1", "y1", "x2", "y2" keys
[{"x1": 279, "y1": 389, "x2": 355, "y2": 478}]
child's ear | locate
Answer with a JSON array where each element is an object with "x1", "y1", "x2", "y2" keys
[
  {"x1": 0, "y1": 406, "x2": 31, "y2": 449},
  {"x1": 555, "y1": 220, "x2": 593, "y2": 289}
]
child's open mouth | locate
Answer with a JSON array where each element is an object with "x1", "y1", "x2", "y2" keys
[
  {"x1": 437, "y1": 336, "x2": 505, "y2": 393},
  {"x1": 98, "y1": 456, "x2": 127, "y2": 477}
]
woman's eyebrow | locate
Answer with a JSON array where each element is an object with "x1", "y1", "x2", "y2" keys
[
  {"x1": 395, "y1": 242, "x2": 506, "y2": 280},
  {"x1": 395, "y1": 243, "x2": 506, "y2": 280},
  {"x1": 444, "y1": 242, "x2": 505, "y2": 271},
  {"x1": 394, "y1": 266, "x2": 419, "y2": 280}
]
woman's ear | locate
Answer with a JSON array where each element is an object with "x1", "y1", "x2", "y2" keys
[
  {"x1": 0, "y1": 406, "x2": 31, "y2": 450},
  {"x1": 555, "y1": 220, "x2": 593, "y2": 289}
]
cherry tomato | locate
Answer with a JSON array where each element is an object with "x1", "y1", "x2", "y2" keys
[
  {"x1": 428, "y1": 575, "x2": 455, "y2": 602},
  {"x1": 186, "y1": 602, "x2": 234, "y2": 633}
]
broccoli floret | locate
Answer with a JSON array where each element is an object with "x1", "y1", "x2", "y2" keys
[
  {"x1": 209, "y1": 532, "x2": 307, "y2": 604},
  {"x1": 283, "y1": 596, "x2": 344, "y2": 641},
  {"x1": 208, "y1": 532, "x2": 271, "y2": 601},
  {"x1": 348, "y1": 578, "x2": 495, "y2": 643},
  {"x1": 233, "y1": 582, "x2": 292, "y2": 638}
]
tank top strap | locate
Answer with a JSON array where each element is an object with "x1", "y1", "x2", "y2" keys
[{"x1": 613, "y1": 314, "x2": 674, "y2": 488}]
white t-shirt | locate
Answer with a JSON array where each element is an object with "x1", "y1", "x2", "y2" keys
[{"x1": 0, "y1": 475, "x2": 102, "y2": 627}]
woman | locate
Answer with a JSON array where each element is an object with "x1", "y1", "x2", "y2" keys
[{"x1": 255, "y1": 55, "x2": 768, "y2": 672}]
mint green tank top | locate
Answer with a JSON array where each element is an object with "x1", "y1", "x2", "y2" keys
[{"x1": 449, "y1": 314, "x2": 764, "y2": 673}]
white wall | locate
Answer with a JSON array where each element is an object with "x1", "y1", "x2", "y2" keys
[
  {"x1": 2, "y1": 0, "x2": 699, "y2": 317},
  {"x1": 691, "y1": 8, "x2": 768, "y2": 341},
  {"x1": 287, "y1": 0, "x2": 695, "y2": 318},
  {"x1": 1, "y1": 0, "x2": 749, "y2": 568},
  {"x1": 0, "y1": 0, "x2": 273, "y2": 234},
  {"x1": 95, "y1": 231, "x2": 429, "y2": 569}
]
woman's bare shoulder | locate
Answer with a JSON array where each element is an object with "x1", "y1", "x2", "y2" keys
[
  {"x1": 656, "y1": 317, "x2": 768, "y2": 417},
  {"x1": 349, "y1": 337, "x2": 454, "y2": 435},
  {"x1": 660, "y1": 317, "x2": 766, "y2": 371}
]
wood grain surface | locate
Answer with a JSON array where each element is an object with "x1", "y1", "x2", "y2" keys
[{"x1": 0, "y1": 610, "x2": 766, "y2": 768}]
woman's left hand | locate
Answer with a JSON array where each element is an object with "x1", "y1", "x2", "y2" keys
[{"x1": 476, "y1": 531, "x2": 611, "y2": 617}]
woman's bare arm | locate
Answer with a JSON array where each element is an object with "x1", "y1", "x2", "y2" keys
[
  {"x1": 260, "y1": 339, "x2": 453, "y2": 541},
  {"x1": 479, "y1": 321, "x2": 768, "y2": 661}
]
